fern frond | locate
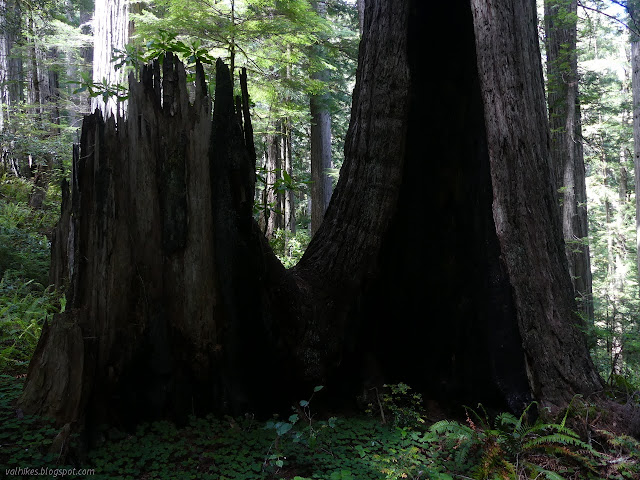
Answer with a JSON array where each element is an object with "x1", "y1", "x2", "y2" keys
[
  {"x1": 430, "y1": 420, "x2": 474, "y2": 436},
  {"x1": 523, "y1": 421, "x2": 579, "y2": 438},
  {"x1": 495, "y1": 411, "x2": 518, "y2": 429},
  {"x1": 523, "y1": 433, "x2": 591, "y2": 451}
]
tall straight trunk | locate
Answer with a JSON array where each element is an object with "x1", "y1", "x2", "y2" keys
[
  {"x1": 274, "y1": 121, "x2": 285, "y2": 231},
  {"x1": 357, "y1": 0, "x2": 365, "y2": 36},
  {"x1": 284, "y1": 51, "x2": 295, "y2": 234},
  {"x1": 283, "y1": 118, "x2": 296, "y2": 233},
  {"x1": 27, "y1": 16, "x2": 41, "y2": 117},
  {"x1": 0, "y1": 0, "x2": 24, "y2": 132},
  {"x1": 263, "y1": 119, "x2": 284, "y2": 238},
  {"x1": 5, "y1": 0, "x2": 23, "y2": 106},
  {"x1": 92, "y1": 0, "x2": 129, "y2": 116},
  {"x1": 45, "y1": 48, "x2": 61, "y2": 134},
  {"x1": 631, "y1": 2, "x2": 640, "y2": 293},
  {"x1": 0, "y1": 0, "x2": 8, "y2": 133},
  {"x1": 544, "y1": 0, "x2": 594, "y2": 323},
  {"x1": 26, "y1": 17, "x2": 64, "y2": 207},
  {"x1": 309, "y1": 0, "x2": 333, "y2": 236}
]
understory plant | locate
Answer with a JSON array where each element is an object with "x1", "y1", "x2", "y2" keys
[
  {"x1": 427, "y1": 402, "x2": 602, "y2": 479},
  {"x1": 0, "y1": 178, "x2": 63, "y2": 375},
  {"x1": 2, "y1": 374, "x2": 640, "y2": 479}
]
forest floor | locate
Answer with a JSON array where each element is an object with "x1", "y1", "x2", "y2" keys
[
  {"x1": 2, "y1": 371, "x2": 640, "y2": 480},
  {"x1": 1, "y1": 175, "x2": 640, "y2": 480}
]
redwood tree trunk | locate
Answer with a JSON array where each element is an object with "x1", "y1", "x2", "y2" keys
[
  {"x1": 21, "y1": 56, "x2": 290, "y2": 429},
  {"x1": 309, "y1": 0, "x2": 333, "y2": 236},
  {"x1": 357, "y1": 0, "x2": 365, "y2": 36},
  {"x1": 21, "y1": 0, "x2": 606, "y2": 436},
  {"x1": 471, "y1": 0, "x2": 602, "y2": 406},
  {"x1": 630, "y1": 1, "x2": 640, "y2": 294},
  {"x1": 92, "y1": 0, "x2": 129, "y2": 116},
  {"x1": 544, "y1": 0, "x2": 594, "y2": 324}
]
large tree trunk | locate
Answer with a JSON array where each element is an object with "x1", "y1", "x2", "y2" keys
[
  {"x1": 544, "y1": 0, "x2": 594, "y2": 324},
  {"x1": 21, "y1": 56, "x2": 292, "y2": 431},
  {"x1": 471, "y1": 0, "x2": 602, "y2": 406},
  {"x1": 21, "y1": 0, "x2": 607, "y2": 438}
]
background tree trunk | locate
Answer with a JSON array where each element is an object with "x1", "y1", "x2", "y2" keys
[
  {"x1": 92, "y1": 0, "x2": 129, "y2": 116},
  {"x1": 544, "y1": 0, "x2": 594, "y2": 324},
  {"x1": 309, "y1": 0, "x2": 333, "y2": 236},
  {"x1": 357, "y1": 0, "x2": 365, "y2": 36},
  {"x1": 263, "y1": 119, "x2": 284, "y2": 238},
  {"x1": 630, "y1": 1, "x2": 640, "y2": 294},
  {"x1": 0, "y1": 0, "x2": 24, "y2": 174}
]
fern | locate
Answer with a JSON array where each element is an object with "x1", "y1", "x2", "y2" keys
[
  {"x1": 430, "y1": 420, "x2": 474, "y2": 436},
  {"x1": 471, "y1": 437, "x2": 515, "y2": 480},
  {"x1": 523, "y1": 432, "x2": 593, "y2": 451},
  {"x1": 429, "y1": 419, "x2": 481, "y2": 472}
]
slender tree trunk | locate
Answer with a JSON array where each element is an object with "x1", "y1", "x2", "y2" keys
[
  {"x1": 0, "y1": 0, "x2": 23, "y2": 173},
  {"x1": 357, "y1": 0, "x2": 365, "y2": 36},
  {"x1": 26, "y1": 14, "x2": 51, "y2": 208},
  {"x1": 27, "y1": 16, "x2": 41, "y2": 116},
  {"x1": 544, "y1": 0, "x2": 594, "y2": 323},
  {"x1": 284, "y1": 117, "x2": 296, "y2": 234},
  {"x1": 4, "y1": 0, "x2": 23, "y2": 106},
  {"x1": 275, "y1": 121, "x2": 285, "y2": 231},
  {"x1": 284, "y1": 52, "x2": 295, "y2": 234},
  {"x1": 309, "y1": 0, "x2": 333, "y2": 236},
  {"x1": 92, "y1": 0, "x2": 129, "y2": 116},
  {"x1": 263, "y1": 118, "x2": 284, "y2": 238},
  {"x1": 630, "y1": 3, "x2": 640, "y2": 293},
  {"x1": 230, "y1": 0, "x2": 236, "y2": 81}
]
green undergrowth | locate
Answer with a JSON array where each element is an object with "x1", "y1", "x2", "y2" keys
[
  {"x1": 0, "y1": 175, "x2": 62, "y2": 376},
  {"x1": 270, "y1": 228, "x2": 311, "y2": 268},
  {"x1": 2, "y1": 377, "x2": 640, "y2": 480}
]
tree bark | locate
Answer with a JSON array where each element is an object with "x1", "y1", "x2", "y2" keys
[
  {"x1": 471, "y1": 0, "x2": 602, "y2": 406},
  {"x1": 544, "y1": 0, "x2": 594, "y2": 324},
  {"x1": 21, "y1": 56, "x2": 290, "y2": 429}
]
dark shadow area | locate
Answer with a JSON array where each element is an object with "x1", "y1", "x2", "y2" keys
[{"x1": 349, "y1": 0, "x2": 532, "y2": 414}]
